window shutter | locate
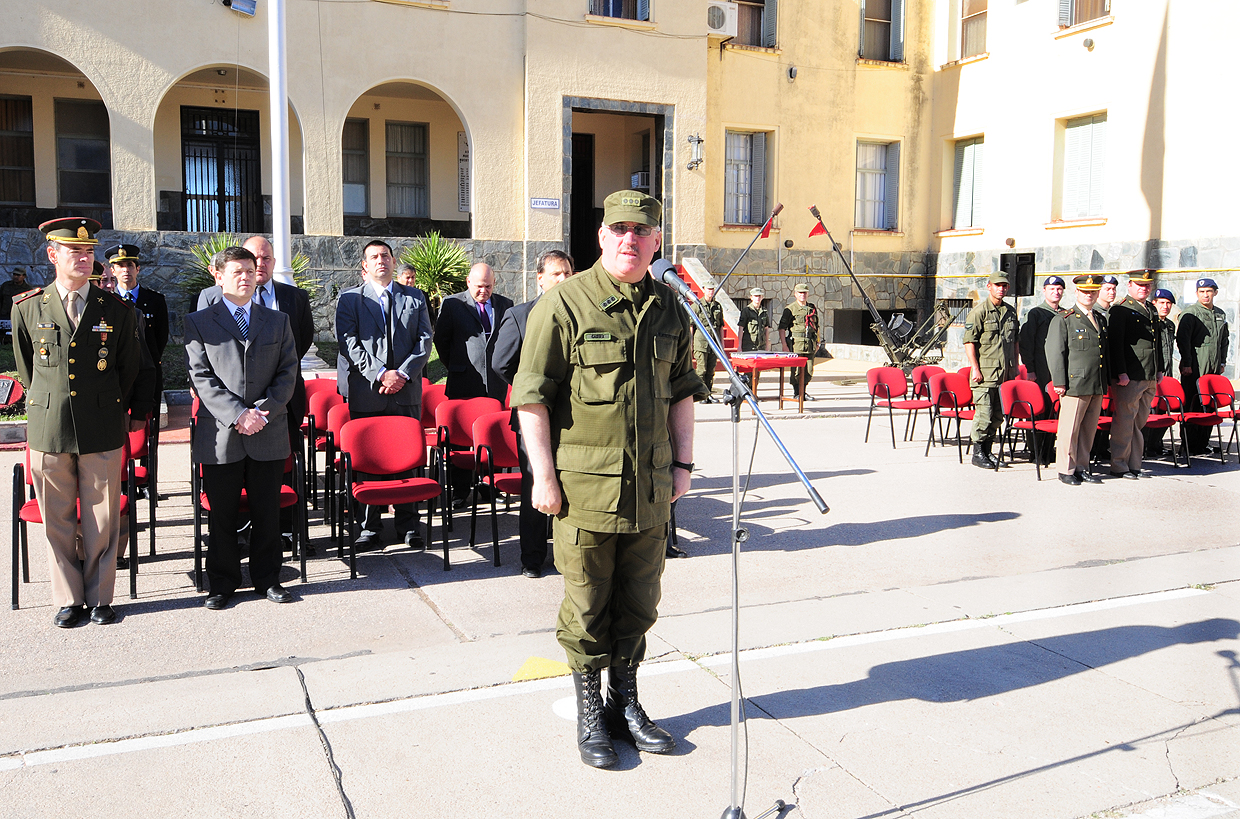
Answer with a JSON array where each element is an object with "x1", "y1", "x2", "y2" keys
[
  {"x1": 858, "y1": 0, "x2": 867, "y2": 56},
  {"x1": 750, "y1": 132, "x2": 767, "y2": 224},
  {"x1": 1058, "y1": 0, "x2": 1072, "y2": 27},
  {"x1": 1063, "y1": 118, "x2": 1087, "y2": 218},
  {"x1": 637, "y1": 0, "x2": 649, "y2": 21},
  {"x1": 763, "y1": 0, "x2": 779, "y2": 47},
  {"x1": 971, "y1": 139, "x2": 984, "y2": 226},
  {"x1": 890, "y1": 0, "x2": 905, "y2": 61},
  {"x1": 884, "y1": 141, "x2": 900, "y2": 230},
  {"x1": 952, "y1": 141, "x2": 970, "y2": 229},
  {"x1": 1087, "y1": 115, "x2": 1106, "y2": 217}
]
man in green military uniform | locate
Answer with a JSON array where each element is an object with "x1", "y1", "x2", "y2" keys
[
  {"x1": 11, "y1": 218, "x2": 141, "y2": 628},
  {"x1": 963, "y1": 271, "x2": 1020, "y2": 469},
  {"x1": 739, "y1": 287, "x2": 768, "y2": 351},
  {"x1": 1107, "y1": 270, "x2": 1160, "y2": 478},
  {"x1": 779, "y1": 283, "x2": 820, "y2": 399},
  {"x1": 1177, "y1": 277, "x2": 1231, "y2": 454},
  {"x1": 692, "y1": 284, "x2": 725, "y2": 401},
  {"x1": 514, "y1": 190, "x2": 704, "y2": 769},
  {"x1": 1047, "y1": 275, "x2": 1110, "y2": 485}
]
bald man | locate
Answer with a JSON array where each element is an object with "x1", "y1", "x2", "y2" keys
[{"x1": 434, "y1": 263, "x2": 513, "y2": 402}]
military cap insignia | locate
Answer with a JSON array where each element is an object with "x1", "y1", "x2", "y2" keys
[{"x1": 77, "y1": 226, "x2": 89, "y2": 239}]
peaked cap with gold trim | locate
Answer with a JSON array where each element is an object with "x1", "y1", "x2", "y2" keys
[{"x1": 39, "y1": 217, "x2": 101, "y2": 246}]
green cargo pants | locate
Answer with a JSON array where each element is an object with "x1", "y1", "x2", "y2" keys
[
  {"x1": 791, "y1": 355, "x2": 815, "y2": 397},
  {"x1": 694, "y1": 344, "x2": 717, "y2": 392},
  {"x1": 970, "y1": 385, "x2": 1002, "y2": 443},
  {"x1": 553, "y1": 519, "x2": 666, "y2": 673}
]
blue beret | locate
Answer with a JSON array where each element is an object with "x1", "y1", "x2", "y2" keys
[
  {"x1": 1102, "y1": 275, "x2": 1120, "y2": 285},
  {"x1": 1196, "y1": 278, "x2": 1218, "y2": 290},
  {"x1": 1044, "y1": 276, "x2": 1065, "y2": 287},
  {"x1": 1153, "y1": 289, "x2": 1175, "y2": 303}
]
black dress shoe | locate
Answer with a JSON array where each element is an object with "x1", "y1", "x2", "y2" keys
[
  {"x1": 265, "y1": 584, "x2": 293, "y2": 604},
  {"x1": 1058, "y1": 473, "x2": 1082, "y2": 486},
  {"x1": 90, "y1": 605, "x2": 116, "y2": 625},
  {"x1": 53, "y1": 606, "x2": 85, "y2": 628},
  {"x1": 1122, "y1": 471, "x2": 1141, "y2": 480},
  {"x1": 116, "y1": 556, "x2": 129, "y2": 570},
  {"x1": 1075, "y1": 470, "x2": 1103, "y2": 484},
  {"x1": 665, "y1": 543, "x2": 688, "y2": 559},
  {"x1": 404, "y1": 530, "x2": 424, "y2": 550},
  {"x1": 354, "y1": 530, "x2": 382, "y2": 551},
  {"x1": 204, "y1": 592, "x2": 232, "y2": 610},
  {"x1": 521, "y1": 566, "x2": 542, "y2": 579}
]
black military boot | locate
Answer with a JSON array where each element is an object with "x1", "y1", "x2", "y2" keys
[
  {"x1": 572, "y1": 670, "x2": 618, "y2": 768},
  {"x1": 971, "y1": 442, "x2": 997, "y2": 470},
  {"x1": 605, "y1": 663, "x2": 676, "y2": 754}
]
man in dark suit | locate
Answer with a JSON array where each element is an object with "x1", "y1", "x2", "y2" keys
[
  {"x1": 185, "y1": 245, "x2": 298, "y2": 610},
  {"x1": 434, "y1": 263, "x2": 513, "y2": 401},
  {"x1": 110, "y1": 245, "x2": 168, "y2": 402},
  {"x1": 492, "y1": 250, "x2": 574, "y2": 578},
  {"x1": 335, "y1": 239, "x2": 434, "y2": 549}
]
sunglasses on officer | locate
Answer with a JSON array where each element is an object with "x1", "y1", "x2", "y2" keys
[{"x1": 604, "y1": 222, "x2": 658, "y2": 238}]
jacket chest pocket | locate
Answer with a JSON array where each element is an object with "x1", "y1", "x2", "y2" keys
[
  {"x1": 1000, "y1": 318, "x2": 1017, "y2": 344},
  {"x1": 574, "y1": 338, "x2": 628, "y2": 404},
  {"x1": 1069, "y1": 330, "x2": 1092, "y2": 352},
  {"x1": 35, "y1": 340, "x2": 62, "y2": 369},
  {"x1": 652, "y1": 333, "x2": 678, "y2": 398}
]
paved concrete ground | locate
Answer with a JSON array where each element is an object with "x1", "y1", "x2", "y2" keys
[{"x1": 1, "y1": 377, "x2": 1237, "y2": 819}]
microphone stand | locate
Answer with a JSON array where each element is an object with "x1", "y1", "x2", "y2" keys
[{"x1": 674, "y1": 286, "x2": 829, "y2": 819}]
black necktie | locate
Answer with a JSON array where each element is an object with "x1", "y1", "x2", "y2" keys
[{"x1": 383, "y1": 290, "x2": 395, "y2": 369}]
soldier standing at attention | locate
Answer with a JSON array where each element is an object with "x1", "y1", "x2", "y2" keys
[
  {"x1": 739, "y1": 287, "x2": 768, "y2": 352},
  {"x1": 514, "y1": 190, "x2": 705, "y2": 769},
  {"x1": 1097, "y1": 275, "x2": 1119, "y2": 318},
  {"x1": 1047, "y1": 275, "x2": 1110, "y2": 485},
  {"x1": 1019, "y1": 275, "x2": 1066, "y2": 464},
  {"x1": 1177, "y1": 278, "x2": 1230, "y2": 455},
  {"x1": 11, "y1": 218, "x2": 141, "y2": 628},
  {"x1": 779, "y1": 283, "x2": 820, "y2": 399},
  {"x1": 1107, "y1": 270, "x2": 1160, "y2": 479},
  {"x1": 1146, "y1": 288, "x2": 1178, "y2": 457},
  {"x1": 963, "y1": 271, "x2": 1020, "y2": 469},
  {"x1": 692, "y1": 284, "x2": 725, "y2": 401}
]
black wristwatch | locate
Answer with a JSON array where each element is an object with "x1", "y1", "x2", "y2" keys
[{"x1": 672, "y1": 460, "x2": 694, "y2": 472}]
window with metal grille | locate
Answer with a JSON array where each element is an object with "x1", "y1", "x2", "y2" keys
[
  {"x1": 952, "y1": 137, "x2": 984, "y2": 228},
  {"x1": 724, "y1": 130, "x2": 768, "y2": 225},
  {"x1": 386, "y1": 122, "x2": 428, "y2": 219},
  {"x1": 736, "y1": 0, "x2": 778, "y2": 47},
  {"x1": 855, "y1": 141, "x2": 900, "y2": 230},
  {"x1": 0, "y1": 96, "x2": 35, "y2": 206},
  {"x1": 961, "y1": 0, "x2": 986, "y2": 58},
  {"x1": 859, "y1": 0, "x2": 905, "y2": 61},
  {"x1": 56, "y1": 99, "x2": 111, "y2": 207},
  {"x1": 181, "y1": 106, "x2": 262, "y2": 233},
  {"x1": 590, "y1": 0, "x2": 649, "y2": 21},
  {"x1": 343, "y1": 119, "x2": 369, "y2": 216},
  {"x1": 1059, "y1": 0, "x2": 1108, "y2": 27},
  {"x1": 1062, "y1": 113, "x2": 1106, "y2": 219}
]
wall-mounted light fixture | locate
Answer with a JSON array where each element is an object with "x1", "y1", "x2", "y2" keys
[
  {"x1": 217, "y1": 69, "x2": 228, "y2": 76},
  {"x1": 1082, "y1": 38, "x2": 1095, "y2": 51},
  {"x1": 1006, "y1": 237, "x2": 1016, "y2": 248},
  {"x1": 687, "y1": 134, "x2": 704, "y2": 170},
  {"x1": 787, "y1": 66, "x2": 797, "y2": 82}
]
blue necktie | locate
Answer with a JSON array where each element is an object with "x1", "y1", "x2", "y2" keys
[{"x1": 234, "y1": 306, "x2": 248, "y2": 340}]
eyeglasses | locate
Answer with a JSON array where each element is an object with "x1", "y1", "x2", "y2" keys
[{"x1": 604, "y1": 223, "x2": 657, "y2": 238}]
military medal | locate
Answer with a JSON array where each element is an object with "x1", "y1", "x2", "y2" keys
[
  {"x1": 97, "y1": 359, "x2": 107, "y2": 371},
  {"x1": 98, "y1": 347, "x2": 109, "y2": 359}
]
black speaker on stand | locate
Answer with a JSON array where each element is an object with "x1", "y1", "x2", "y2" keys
[{"x1": 1001, "y1": 252, "x2": 1036, "y2": 298}]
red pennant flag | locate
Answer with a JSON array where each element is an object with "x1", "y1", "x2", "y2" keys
[
  {"x1": 808, "y1": 222, "x2": 827, "y2": 238},
  {"x1": 759, "y1": 221, "x2": 772, "y2": 239}
]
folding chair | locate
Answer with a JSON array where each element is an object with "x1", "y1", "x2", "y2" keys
[
  {"x1": 1197, "y1": 374, "x2": 1238, "y2": 462},
  {"x1": 469, "y1": 411, "x2": 522, "y2": 567},
  {"x1": 999, "y1": 379, "x2": 1058, "y2": 480},
  {"x1": 925, "y1": 371, "x2": 975, "y2": 463},
  {"x1": 865, "y1": 367, "x2": 931, "y2": 448},
  {"x1": 1157, "y1": 378, "x2": 1225, "y2": 467}
]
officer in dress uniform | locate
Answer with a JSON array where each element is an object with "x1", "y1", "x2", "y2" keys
[
  {"x1": 1177, "y1": 278, "x2": 1231, "y2": 455},
  {"x1": 1047, "y1": 275, "x2": 1110, "y2": 485},
  {"x1": 738, "y1": 287, "x2": 768, "y2": 352},
  {"x1": 11, "y1": 218, "x2": 141, "y2": 628},
  {"x1": 692, "y1": 284, "x2": 725, "y2": 401},
  {"x1": 779, "y1": 283, "x2": 820, "y2": 399},
  {"x1": 962, "y1": 271, "x2": 1020, "y2": 469},
  {"x1": 1107, "y1": 270, "x2": 1160, "y2": 479}
]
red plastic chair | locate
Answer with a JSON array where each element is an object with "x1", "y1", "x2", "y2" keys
[
  {"x1": 126, "y1": 421, "x2": 157, "y2": 560},
  {"x1": 12, "y1": 445, "x2": 138, "y2": 609},
  {"x1": 306, "y1": 390, "x2": 344, "y2": 511},
  {"x1": 1142, "y1": 377, "x2": 1184, "y2": 468},
  {"x1": 1157, "y1": 378, "x2": 1226, "y2": 467},
  {"x1": 910, "y1": 365, "x2": 945, "y2": 400},
  {"x1": 1016, "y1": 364, "x2": 1029, "y2": 381},
  {"x1": 865, "y1": 367, "x2": 931, "y2": 448},
  {"x1": 436, "y1": 397, "x2": 503, "y2": 522},
  {"x1": 421, "y1": 382, "x2": 449, "y2": 439},
  {"x1": 999, "y1": 379, "x2": 1058, "y2": 480},
  {"x1": 469, "y1": 411, "x2": 522, "y2": 567},
  {"x1": 1197, "y1": 374, "x2": 1238, "y2": 462},
  {"x1": 925, "y1": 372, "x2": 975, "y2": 463},
  {"x1": 324, "y1": 402, "x2": 352, "y2": 544},
  {"x1": 340, "y1": 416, "x2": 447, "y2": 572}
]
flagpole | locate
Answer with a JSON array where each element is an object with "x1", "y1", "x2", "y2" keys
[
  {"x1": 714, "y1": 203, "x2": 783, "y2": 295},
  {"x1": 268, "y1": 0, "x2": 294, "y2": 285}
]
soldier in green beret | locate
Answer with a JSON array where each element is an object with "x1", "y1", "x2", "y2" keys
[
  {"x1": 693, "y1": 284, "x2": 725, "y2": 401},
  {"x1": 739, "y1": 287, "x2": 769, "y2": 351},
  {"x1": 1107, "y1": 270, "x2": 1161, "y2": 478},
  {"x1": 513, "y1": 190, "x2": 705, "y2": 769},
  {"x1": 962, "y1": 271, "x2": 1020, "y2": 469},
  {"x1": 1177, "y1": 278, "x2": 1231, "y2": 454},
  {"x1": 11, "y1": 218, "x2": 142, "y2": 628},
  {"x1": 1047, "y1": 275, "x2": 1110, "y2": 485},
  {"x1": 779, "y1": 283, "x2": 820, "y2": 399}
]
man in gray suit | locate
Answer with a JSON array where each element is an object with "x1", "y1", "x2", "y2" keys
[
  {"x1": 335, "y1": 239, "x2": 434, "y2": 549},
  {"x1": 185, "y1": 245, "x2": 299, "y2": 610}
]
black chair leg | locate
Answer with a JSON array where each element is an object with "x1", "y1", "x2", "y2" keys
[{"x1": 864, "y1": 402, "x2": 875, "y2": 443}]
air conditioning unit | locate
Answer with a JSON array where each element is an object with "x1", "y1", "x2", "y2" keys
[
  {"x1": 630, "y1": 171, "x2": 650, "y2": 190},
  {"x1": 706, "y1": 1, "x2": 738, "y2": 38}
]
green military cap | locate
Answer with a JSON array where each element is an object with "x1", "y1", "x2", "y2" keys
[
  {"x1": 40, "y1": 217, "x2": 101, "y2": 246},
  {"x1": 104, "y1": 243, "x2": 141, "y2": 265},
  {"x1": 602, "y1": 190, "x2": 662, "y2": 228},
  {"x1": 1073, "y1": 274, "x2": 1105, "y2": 291},
  {"x1": 750, "y1": 287, "x2": 764, "y2": 297},
  {"x1": 988, "y1": 271, "x2": 1010, "y2": 285},
  {"x1": 1126, "y1": 269, "x2": 1155, "y2": 284},
  {"x1": 794, "y1": 283, "x2": 810, "y2": 293}
]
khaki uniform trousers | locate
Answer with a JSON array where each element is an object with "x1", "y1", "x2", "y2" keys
[
  {"x1": 970, "y1": 386, "x2": 1002, "y2": 443},
  {"x1": 1056, "y1": 394, "x2": 1104, "y2": 474},
  {"x1": 30, "y1": 447, "x2": 123, "y2": 608},
  {"x1": 553, "y1": 518, "x2": 666, "y2": 673},
  {"x1": 694, "y1": 344, "x2": 717, "y2": 392},
  {"x1": 791, "y1": 355, "x2": 815, "y2": 397},
  {"x1": 1110, "y1": 379, "x2": 1157, "y2": 474}
]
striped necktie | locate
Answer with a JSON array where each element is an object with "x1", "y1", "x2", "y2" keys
[{"x1": 234, "y1": 306, "x2": 249, "y2": 340}]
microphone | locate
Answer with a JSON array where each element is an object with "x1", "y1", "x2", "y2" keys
[{"x1": 652, "y1": 259, "x2": 699, "y2": 303}]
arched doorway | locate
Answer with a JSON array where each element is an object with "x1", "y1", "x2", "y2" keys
[{"x1": 342, "y1": 82, "x2": 471, "y2": 238}]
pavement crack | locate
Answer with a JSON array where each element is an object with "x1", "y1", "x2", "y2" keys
[
  {"x1": 295, "y1": 666, "x2": 356, "y2": 819},
  {"x1": 385, "y1": 554, "x2": 472, "y2": 643}
]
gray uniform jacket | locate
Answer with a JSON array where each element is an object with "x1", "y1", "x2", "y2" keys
[
  {"x1": 335, "y1": 282, "x2": 433, "y2": 414},
  {"x1": 185, "y1": 300, "x2": 298, "y2": 465}
]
